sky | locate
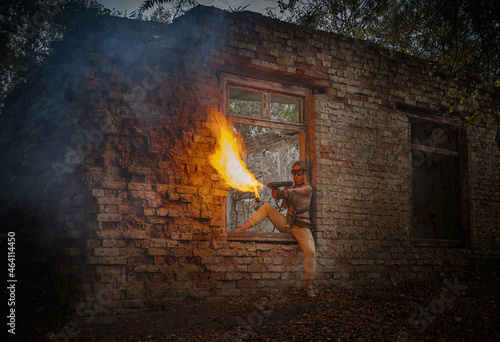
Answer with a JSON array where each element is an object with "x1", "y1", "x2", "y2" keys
[{"x1": 96, "y1": 0, "x2": 271, "y2": 16}]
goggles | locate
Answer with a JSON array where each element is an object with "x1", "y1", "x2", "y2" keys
[{"x1": 291, "y1": 169, "x2": 305, "y2": 176}]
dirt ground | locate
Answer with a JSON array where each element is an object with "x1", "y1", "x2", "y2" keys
[{"x1": 10, "y1": 266, "x2": 500, "y2": 342}]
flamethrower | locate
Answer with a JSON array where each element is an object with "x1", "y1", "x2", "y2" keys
[
  {"x1": 267, "y1": 181, "x2": 293, "y2": 209},
  {"x1": 267, "y1": 181, "x2": 293, "y2": 190}
]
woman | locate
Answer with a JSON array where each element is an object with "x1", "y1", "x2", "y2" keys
[{"x1": 235, "y1": 161, "x2": 317, "y2": 297}]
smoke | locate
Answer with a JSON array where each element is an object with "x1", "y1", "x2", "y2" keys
[{"x1": 1, "y1": 6, "x2": 233, "y2": 327}]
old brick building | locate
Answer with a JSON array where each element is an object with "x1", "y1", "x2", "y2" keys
[{"x1": 1, "y1": 5, "x2": 498, "y2": 318}]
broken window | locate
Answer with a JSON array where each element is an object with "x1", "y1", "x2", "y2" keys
[
  {"x1": 221, "y1": 74, "x2": 310, "y2": 242},
  {"x1": 407, "y1": 109, "x2": 467, "y2": 247}
]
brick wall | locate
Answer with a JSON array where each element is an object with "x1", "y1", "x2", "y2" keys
[{"x1": 1, "y1": 6, "x2": 498, "y2": 318}]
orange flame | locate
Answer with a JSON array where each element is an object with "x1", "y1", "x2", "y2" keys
[{"x1": 206, "y1": 109, "x2": 263, "y2": 200}]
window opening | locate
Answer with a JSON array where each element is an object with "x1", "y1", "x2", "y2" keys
[
  {"x1": 227, "y1": 126, "x2": 300, "y2": 232},
  {"x1": 409, "y1": 115, "x2": 464, "y2": 246},
  {"x1": 222, "y1": 75, "x2": 310, "y2": 241},
  {"x1": 228, "y1": 87, "x2": 261, "y2": 118},
  {"x1": 270, "y1": 95, "x2": 300, "y2": 123}
]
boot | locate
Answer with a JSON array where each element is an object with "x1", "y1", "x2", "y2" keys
[
  {"x1": 305, "y1": 286, "x2": 317, "y2": 297},
  {"x1": 234, "y1": 225, "x2": 245, "y2": 232}
]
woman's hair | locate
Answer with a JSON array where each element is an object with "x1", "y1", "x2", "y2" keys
[{"x1": 292, "y1": 160, "x2": 309, "y2": 185}]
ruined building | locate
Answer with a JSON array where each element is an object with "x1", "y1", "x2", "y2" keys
[{"x1": 1, "y1": 6, "x2": 498, "y2": 319}]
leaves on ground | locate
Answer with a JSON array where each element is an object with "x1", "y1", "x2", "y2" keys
[{"x1": 12, "y1": 268, "x2": 500, "y2": 342}]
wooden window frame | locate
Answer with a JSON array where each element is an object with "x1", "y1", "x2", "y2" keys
[
  {"x1": 399, "y1": 104, "x2": 470, "y2": 248},
  {"x1": 220, "y1": 73, "x2": 311, "y2": 243}
]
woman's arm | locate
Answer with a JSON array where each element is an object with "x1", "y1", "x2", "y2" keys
[{"x1": 287, "y1": 185, "x2": 312, "y2": 196}]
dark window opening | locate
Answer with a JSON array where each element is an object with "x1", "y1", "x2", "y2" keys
[{"x1": 408, "y1": 114, "x2": 467, "y2": 247}]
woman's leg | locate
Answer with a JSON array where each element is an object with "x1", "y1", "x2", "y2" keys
[
  {"x1": 292, "y1": 227, "x2": 316, "y2": 281},
  {"x1": 243, "y1": 203, "x2": 287, "y2": 231}
]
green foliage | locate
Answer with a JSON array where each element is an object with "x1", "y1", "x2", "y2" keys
[
  {"x1": 132, "y1": 5, "x2": 172, "y2": 23},
  {"x1": 229, "y1": 98, "x2": 300, "y2": 138},
  {"x1": 227, "y1": 5, "x2": 250, "y2": 13},
  {"x1": 270, "y1": 103, "x2": 300, "y2": 122},
  {"x1": 229, "y1": 98, "x2": 267, "y2": 138},
  {"x1": 130, "y1": 0, "x2": 199, "y2": 19},
  {"x1": 0, "y1": 0, "x2": 110, "y2": 111},
  {"x1": 268, "y1": 0, "x2": 499, "y2": 80},
  {"x1": 267, "y1": 0, "x2": 389, "y2": 38},
  {"x1": 268, "y1": 0, "x2": 500, "y2": 126}
]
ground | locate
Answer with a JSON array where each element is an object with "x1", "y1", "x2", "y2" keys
[{"x1": 8, "y1": 267, "x2": 500, "y2": 342}]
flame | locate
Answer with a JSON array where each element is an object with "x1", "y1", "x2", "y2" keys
[{"x1": 206, "y1": 109, "x2": 263, "y2": 200}]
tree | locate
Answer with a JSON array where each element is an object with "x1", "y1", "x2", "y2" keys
[
  {"x1": 267, "y1": 0, "x2": 499, "y2": 125},
  {"x1": 268, "y1": 0, "x2": 388, "y2": 37},
  {"x1": 130, "y1": 0, "x2": 251, "y2": 19},
  {"x1": 130, "y1": 0, "x2": 200, "y2": 19},
  {"x1": 0, "y1": 0, "x2": 111, "y2": 111},
  {"x1": 268, "y1": 0, "x2": 499, "y2": 79}
]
